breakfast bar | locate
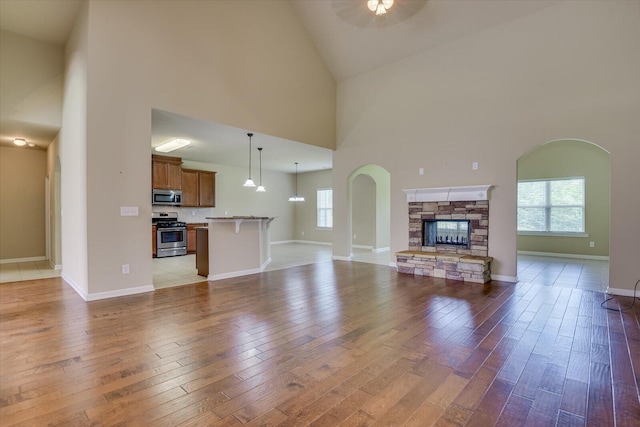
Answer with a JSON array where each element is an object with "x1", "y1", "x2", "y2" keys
[{"x1": 203, "y1": 216, "x2": 275, "y2": 281}]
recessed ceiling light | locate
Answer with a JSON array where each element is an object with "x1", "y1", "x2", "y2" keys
[
  {"x1": 13, "y1": 138, "x2": 26, "y2": 146},
  {"x1": 155, "y1": 138, "x2": 190, "y2": 153}
]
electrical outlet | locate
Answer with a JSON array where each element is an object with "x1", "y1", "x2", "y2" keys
[
  {"x1": 353, "y1": 233, "x2": 357, "y2": 240},
  {"x1": 192, "y1": 210, "x2": 196, "y2": 216},
  {"x1": 419, "y1": 167, "x2": 424, "y2": 175},
  {"x1": 301, "y1": 231, "x2": 305, "y2": 236},
  {"x1": 472, "y1": 162, "x2": 478, "y2": 170},
  {"x1": 590, "y1": 241, "x2": 595, "y2": 247},
  {"x1": 122, "y1": 264, "x2": 130, "y2": 274}
]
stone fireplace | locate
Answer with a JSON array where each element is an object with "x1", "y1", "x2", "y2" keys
[{"x1": 397, "y1": 185, "x2": 493, "y2": 283}]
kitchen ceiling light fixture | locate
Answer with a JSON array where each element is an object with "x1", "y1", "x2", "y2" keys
[
  {"x1": 256, "y1": 147, "x2": 266, "y2": 192},
  {"x1": 288, "y1": 162, "x2": 305, "y2": 202},
  {"x1": 155, "y1": 138, "x2": 190, "y2": 153},
  {"x1": 367, "y1": 0, "x2": 394, "y2": 16},
  {"x1": 243, "y1": 133, "x2": 256, "y2": 187},
  {"x1": 28, "y1": 143, "x2": 36, "y2": 147},
  {"x1": 13, "y1": 138, "x2": 26, "y2": 146}
]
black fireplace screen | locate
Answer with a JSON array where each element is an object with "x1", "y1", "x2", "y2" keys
[{"x1": 423, "y1": 219, "x2": 470, "y2": 247}]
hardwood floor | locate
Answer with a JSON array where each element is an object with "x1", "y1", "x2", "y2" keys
[{"x1": 1, "y1": 261, "x2": 639, "y2": 426}]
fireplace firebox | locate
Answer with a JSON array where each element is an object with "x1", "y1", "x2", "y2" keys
[{"x1": 423, "y1": 219, "x2": 471, "y2": 248}]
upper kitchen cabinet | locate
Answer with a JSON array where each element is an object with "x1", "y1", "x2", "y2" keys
[
  {"x1": 182, "y1": 169, "x2": 216, "y2": 207},
  {"x1": 152, "y1": 155, "x2": 182, "y2": 190}
]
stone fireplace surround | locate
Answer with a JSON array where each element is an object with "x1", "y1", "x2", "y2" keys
[{"x1": 396, "y1": 185, "x2": 493, "y2": 283}]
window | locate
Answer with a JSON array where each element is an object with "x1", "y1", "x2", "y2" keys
[
  {"x1": 517, "y1": 178, "x2": 585, "y2": 234},
  {"x1": 317, "y1": 189, "x2": 333, "y2": 229}
]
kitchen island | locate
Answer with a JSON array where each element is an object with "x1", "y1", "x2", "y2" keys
[{"x1": 203, "y1": 216, "x2": 275, "y2": 281}]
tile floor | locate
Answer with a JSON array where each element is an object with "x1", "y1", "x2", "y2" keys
[
  {"x1": 0, "y1": 260, "x2": 61, "y2": 283},
  {"x1": 1, "y1": 246, "x2": 610, "y2": 294}
]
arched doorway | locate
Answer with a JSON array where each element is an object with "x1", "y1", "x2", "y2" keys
[
  {"x1": 516, "y1": 139, "x2": 610, "y2": 290},
  {"x1": 347, "y1": 164, "x2": 391, "y2": 265}
]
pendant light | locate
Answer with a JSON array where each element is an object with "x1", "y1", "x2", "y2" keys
[
  {"x1": 256, "y1": 147, "x2": 266, "y2": 192},
  {"x1": 243, "y1": 133, "x2": 256, "y2": 187},
  {"x1": 288, "y1": 162, "x2": 305, "y2": 202}
]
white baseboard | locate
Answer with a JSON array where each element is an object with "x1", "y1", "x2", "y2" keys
[
  {"x1": 271, "y1": 240, "x2": 296, "y2": 245},
  {"x1": 517, "y1": 251, "x2": 609, "y2": 261},
  {"x1": 605, "y1": 287, "x2": 638, "y2": 298},
  {"x1": 374, "y1": 247, "x2": 391, "y2": 253},
  {"x1": 53, "y1": 264, "x2": 62, "y2": 270},
  {"x1": 491, "y1": 274, "x2": 519, "y2": 283},
  {"x1": 0, "y1": 256, "x2": 47, "y2": 264},
  {"x1": 261, "y1": 257, "x2": 272, "y2": 271},
  {"x1": 332, "y1": 255, "x2": 352, "y2": 261},
  {"x1": 62, "y1": 273, "x2": 154, "y2": 301},
  {"x1": 208, "y1": 267, "x2": 262, "y2": 281},
  {"x1": 353, "y1": 244, "x2": 374, "y2": 250},
  {"x1": 294, "y1": 240, "x2": 333, "y2": 246},
  {"x1": 389, "y1": 262, "x2": 397, "y2": 268}
]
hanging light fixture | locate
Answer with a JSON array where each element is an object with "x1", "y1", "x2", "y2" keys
[
  {"x1": 288, "y1": 162, "x2": 305, "y2": 202},
  {"x1": 256, "y1": 147, "x2": 266, "y2": 192},
  {"x1": 367, "y1": 0, "x2": 394, "y2": 16},
  {"x1": 243, "y1": 133, "x2": 256, "y2": 187}
]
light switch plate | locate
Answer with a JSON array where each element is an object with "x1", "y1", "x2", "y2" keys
[{"x1": 120, "y1": 206, "x2": 139, "y2": 216}]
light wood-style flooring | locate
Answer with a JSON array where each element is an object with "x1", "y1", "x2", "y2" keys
[{"x1": 1, "y1": 261, "x2": 638, "y2": 426}]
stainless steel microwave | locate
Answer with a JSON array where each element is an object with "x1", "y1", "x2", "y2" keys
[{"x1": 152, "y1": 189, "x2": 182, "y2": 206}]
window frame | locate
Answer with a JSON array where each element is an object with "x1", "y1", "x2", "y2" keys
[
  {"x1": 517, "y1": 177, "x2": 588, "y2": 237},
  {"x1": 316, "y1": 188, "x2": 333, "y2": 230}
]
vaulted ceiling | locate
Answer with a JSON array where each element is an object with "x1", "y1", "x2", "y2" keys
[{"x1": 0, "y1": 0, "x2": 559, "y2": 170}]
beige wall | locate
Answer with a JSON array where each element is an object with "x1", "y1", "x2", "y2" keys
[
  {"x1": 0, "y1": 147, "x2": 47, "y2": 260},
  {"x1": 60, "y1": 0, "x2": 335, "y2": 296},
  {"x1": 46, "y1": 134, "x2": 62, "y2": 267},
  {"x1": 177, "y1": 160, "x2": 296, "y2": 242},
  {"x1": 333, "y1": 1, "x2": 640, "y2": 290},
  {"x1": 517, "y1": 139, "x2": 610, "y2": 257},
  {"x1": 352, "y1": 174, "x2": 376, "y2": 248},
  {"x1": 294, "y1": 169, "x2": 333, "y2": 243}
]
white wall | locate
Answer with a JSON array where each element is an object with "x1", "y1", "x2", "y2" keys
[
  {"x1": 61, "y1": 0, "x2": 335, "y2": 296},
  {"x1": 334, "y1": 1, "x2": 640, "y2": 290},
  {"x1": 60, "y1": 3, "x2": 89, "y2": 295}
]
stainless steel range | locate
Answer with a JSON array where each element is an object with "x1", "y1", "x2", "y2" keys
[{"x1": 152, "y1": 212, "x2": 187, "y2": 257}]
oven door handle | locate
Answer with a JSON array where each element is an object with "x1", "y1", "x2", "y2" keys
[{"x1": 157, "y1": 227, "x2": 186, "y2": 232}]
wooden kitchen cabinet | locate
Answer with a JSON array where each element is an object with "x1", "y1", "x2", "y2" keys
[
  {"x1": 187, "y1": 223, "x2": 207, "y2": 254},
  {"x1": 181, "y1": 169, "x2": 216, "y2": 207},
  {"x1": 152, "y1": 155, "x2": 182, "y2": 190}
]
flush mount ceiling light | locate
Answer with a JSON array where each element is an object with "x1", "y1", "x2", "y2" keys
[
  {"x1": 288, "y1": 162, "x2": 305, "y2": 202},
  {"x1": 243, "y1": 133, "x2": 256, "y2": 187},
  {"x1": 155, "y1": 138, "x2": 190, "y2": 153},
  {"x1": 256, "y1": 147, "x2": 266, "y2": 192},
  {"x1": 367, "y1": 0, "x2": 394, "y2": 16},
  {"x1": 13, "y1": 138, "x2": 26, "y2": 146}
]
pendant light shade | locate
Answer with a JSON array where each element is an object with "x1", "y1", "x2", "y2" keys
[
  {"x1": 288, "y1": 162, "x2": 305, "y2": 202},
  {"x1": 243, "y1": 133, "x2": 256, "y2": 187},
  {"x1": 256, "y1": 147, "x2": 266, "y2": 192}
]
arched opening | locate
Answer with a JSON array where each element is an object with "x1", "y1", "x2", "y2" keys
[
  {"x1": 516, "y1": 139, "x2": 610, "y2": 290},
  {"x1": 347, "y1": 164, "x2": 391, "y2": 265}
]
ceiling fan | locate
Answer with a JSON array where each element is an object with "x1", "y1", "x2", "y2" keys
[{"x1": 332, "y1": 0, "x2": 427, "y2": 28}]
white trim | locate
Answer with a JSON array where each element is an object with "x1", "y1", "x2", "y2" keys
[
  {"x1": 491, "y1": 274, "x2": 519, "y2": 283},
  {"x1": 352, "y1": 244, "x2": 374, "y2": 250},
  {"x1": 332, "y1": 255, "x2": 352, "y2": 261},
  {"x1": 271, "y1": 240, "x2": 296, "y2": 245},
  {"x1": 0, "y1": 256, "x2": 47, "y2": 264},
  {"x1": 518, "y1": 231, "x2": 589, "y2": 238},
  {"x1": 62, "y1": 274, "x2": 154, "y2": 301},
  {"x1": 605, "y1": 287, "x2": 637, "y2": 298},
  {"x1": 294, "y1": 240, "x2": 333, "y2": 246},
  {"x1": 261, "y1": 257, "x2": 272, "y2": 271},
  {"x1": 48, "y1": 260, "x2": 62, "y2": 270},
  {"x1": 208, "y1": 267, "x2": 262, "y2": 281},
  {"x1": 374, "y1": 247, "x2": 391, "y2": 253},
  {"x1": 389, "y1": 261, "x2": 397, "y2": 268},
  {"x1": 403, "y1": 185, "x2": 492, "y2": 202},
  {"x1": 518, "y1": 250, "x2": 609, "y2": 261}
]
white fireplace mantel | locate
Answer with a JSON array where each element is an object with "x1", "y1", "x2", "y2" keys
[{"x1": 402, "y1": 185, "x2": 493, "y2": 203}]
